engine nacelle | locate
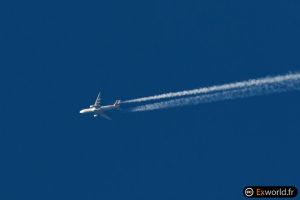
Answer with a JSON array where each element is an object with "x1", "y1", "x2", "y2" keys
[{"x1": 90, "y1": 105, "x2": 94, "y2": 108}]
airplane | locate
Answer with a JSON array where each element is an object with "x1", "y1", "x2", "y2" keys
[{"x1": 79, "y1": 92, "x2": 121, "y2": 120}]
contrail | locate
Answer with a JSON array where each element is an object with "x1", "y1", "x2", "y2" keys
[
  {"x1": 122, "y1": 72, "x2": 300, "y2": 104},
  {"x1": 126, "y1": 72, "x2": 300, "y2": 112}
]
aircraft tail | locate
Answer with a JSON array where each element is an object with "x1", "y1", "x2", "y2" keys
[{"x1": 114, "y1": 100, "x2": 121, "y2": 108}]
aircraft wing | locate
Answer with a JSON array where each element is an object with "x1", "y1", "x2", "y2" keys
[
  {"x1": 94, "y1": 92, "x2": 101, "y2": 107},
  {"x1": 100, "y1": 113, "x2": 112, "y2": 120}
]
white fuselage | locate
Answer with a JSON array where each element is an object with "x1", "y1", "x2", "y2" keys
[{"x1": 79, "y1": 105, "x2": 117, "y2": 115}]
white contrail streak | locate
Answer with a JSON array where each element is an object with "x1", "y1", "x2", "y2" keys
[
  {"x1": 127, "y1": 72, "x2": 300, "y2": 112},
  {"x1": 123, "y1": 73, "x2": 300, "y2": 104}
]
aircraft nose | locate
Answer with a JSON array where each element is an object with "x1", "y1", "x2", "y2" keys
[{"x1": 79, "y1": 110, "x2": 84, "y2": 114}]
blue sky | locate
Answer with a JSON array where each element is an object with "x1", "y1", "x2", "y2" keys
[{"x1": 1, "y1": 0, "x2": 300, "y2": 199}]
